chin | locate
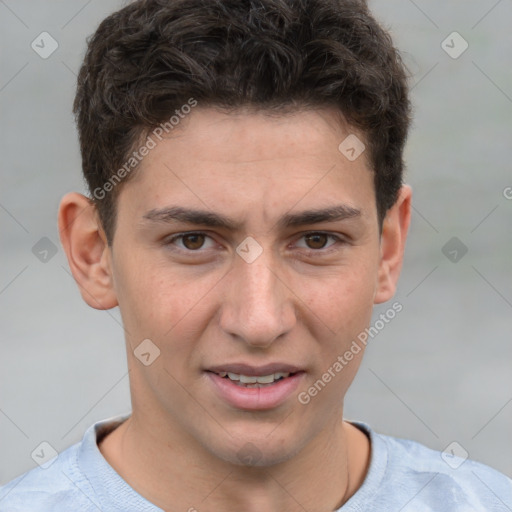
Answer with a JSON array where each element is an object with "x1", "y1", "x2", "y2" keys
[{"x1": 205, "y1": 430, "x2": 307, "y2": 468}]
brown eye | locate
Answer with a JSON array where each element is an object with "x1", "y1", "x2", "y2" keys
[
  {"x1": 181, "y1": 233, "x2": 206, "y2": 250},
  {"x1": 304, "y1": 233, "x2": 329, "y2": 249},
  {"x1": 165, "y1": 231, "x2": 217, "y2": 253}
]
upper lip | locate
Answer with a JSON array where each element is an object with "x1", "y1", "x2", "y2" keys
[{"x1": 206, "y1": 363, "x2": 304, "y2": 376}]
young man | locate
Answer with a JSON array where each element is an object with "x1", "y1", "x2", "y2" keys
[{"x1": 1, "y1": 0, "x2": 510, "y2": 510}]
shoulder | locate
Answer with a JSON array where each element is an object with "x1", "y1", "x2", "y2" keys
[
  {"x1": 0, "y1": 441, "x2": 99, "y2": 512},
  {"x1": 374, "y1": 428, "x2": 512, "y2": 510}
]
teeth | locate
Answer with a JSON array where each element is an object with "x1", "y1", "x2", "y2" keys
[
  {"x1": 255, "y1": 374, "x2": 274, "y2": 384},
  {"x1": 218, "y1": 372, "x2": 291, "y2": 384},
  {"x1": 239, "y1": 375, "x2": 258, "y2": 384}
]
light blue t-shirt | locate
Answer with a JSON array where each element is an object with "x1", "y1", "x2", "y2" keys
[{"x1": 1, "y1": 414, "x2": 511, "y2": 511}]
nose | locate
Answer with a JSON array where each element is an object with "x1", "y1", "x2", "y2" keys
[{"x1": 218, "y1": 247, "x2": 296, "y2": 348}]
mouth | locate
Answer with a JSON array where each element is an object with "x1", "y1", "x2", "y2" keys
[
  {"x1": 205, "y1": 363, "x2": 305, "y2": 410},
  {"x1": 211, "y1": 370, "x2": 294, "y2": 388}
]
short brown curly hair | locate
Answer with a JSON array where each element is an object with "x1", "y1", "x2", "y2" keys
[{"x1": 74, "y1": 0, "x2": 411, "y2": 243}]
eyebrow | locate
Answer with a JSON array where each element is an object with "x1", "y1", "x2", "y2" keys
[{"x1": 142, "y1": 204, "x2": 361, "y2": 231}]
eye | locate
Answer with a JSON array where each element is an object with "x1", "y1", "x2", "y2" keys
[
  {"x1": 165, "y1": 232, "x2": 216, "y2": 251},
  {"x1": 294, "y1": 232, "x2": 343, "y2": 253}
]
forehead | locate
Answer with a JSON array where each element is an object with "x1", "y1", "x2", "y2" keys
[
  {"x1": 141, "y1": 107, "x2": 364, "y2": 166},
  {"x1": 118, "y1": 107, "x2": 376, "y2": 226}
]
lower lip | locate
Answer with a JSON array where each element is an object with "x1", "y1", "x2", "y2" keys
[{"x1": 206, "y1": 372, "x2": 304, "y2": 410}]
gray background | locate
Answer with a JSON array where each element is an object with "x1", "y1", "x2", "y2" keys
[{"x1": 1, "y1": 0, "x2": 511, "y2": 485}]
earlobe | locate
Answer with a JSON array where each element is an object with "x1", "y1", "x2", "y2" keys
[
  {"x1": 374, "y1": 185, "x2": 412, "y2": 304},
  {"x1": 58, "y1": 192, "x2": 118, "y2": 310}
]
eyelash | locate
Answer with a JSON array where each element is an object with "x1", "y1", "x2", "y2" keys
[{"x1": 164, "y1": 231, "x2": 346, "y2": 257}]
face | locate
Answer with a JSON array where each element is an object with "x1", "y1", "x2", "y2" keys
[{"x1": 107, "y1": 108, "x2": 388, "y2": 465}]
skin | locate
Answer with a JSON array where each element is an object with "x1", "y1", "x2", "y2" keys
[{"x1": 59, "y1": 107, "x2": 411, "y2": 512}]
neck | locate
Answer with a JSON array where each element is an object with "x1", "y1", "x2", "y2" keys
[{"x1": 98, "y1": 410, "x2": 370, "y2": 512}]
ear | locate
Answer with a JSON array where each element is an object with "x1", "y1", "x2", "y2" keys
[
  {"x1": 58, "y1": 192, "x2": 118, "y2": 310},
  {"x1": 374, "y1": 185, "x2": 412, "y2": 304}
]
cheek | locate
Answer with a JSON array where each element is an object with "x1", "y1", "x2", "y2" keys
[
  {"x1": 294, "y1": 258, "x2": 379, "y2": 403},
  {"x1": 297, "y1": 271, "x2": 375, "y2": 412},
  {"x1": 113, "y1": 256, "x2": 219, "y2": 355},
  {"x1": 111, "y1": 251, "x2": 172, "y2": 343},
  {"x1": 298, "y1": 262, "x2": 378, "y2": 339}
]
